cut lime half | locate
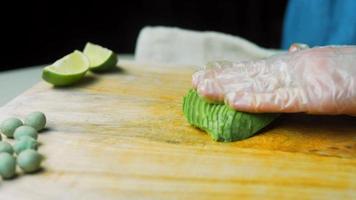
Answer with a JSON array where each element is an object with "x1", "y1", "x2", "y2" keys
[
  {"x1": 83, "y1": 42, "x2": 118, "y2": 72},
  {"x1": 42, "y1": 50, "x2": 89, "y2": 86}
]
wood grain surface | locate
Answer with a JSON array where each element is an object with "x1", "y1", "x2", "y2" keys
[{"x1": 0, "y1": 61, "x2": 355, "y2": 200}]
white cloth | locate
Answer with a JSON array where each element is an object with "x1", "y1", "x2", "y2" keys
[{"x1": 134, "y1": 26, "x2": 283, "y2": 66}]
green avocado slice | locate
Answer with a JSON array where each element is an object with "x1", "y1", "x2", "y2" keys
[{"x1": 182, "y1": 89, "x2": 279, "y2": 142}]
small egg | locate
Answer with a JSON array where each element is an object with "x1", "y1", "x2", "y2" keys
[
  {"x1": 0, "y1": 118, "x2": 23, "y2": 138},
  {"x1": 0, "y1": 141, "x2": 14, "y2": 154},
  {"x1": 0, "y1": 152, "x2": 16, "y2": 179},
  {"x1": 24, "y1": 112, "x2": 46, "y2": 131},
  {"x1": 13, "y1": 136, "x2": 39, "y2": 155},
  {"x1": 14, "y1": 126, "x2": 38, "y2": 140},
  {"x1": 17, "y1": 149, "x2": 43, "y2": 173}
]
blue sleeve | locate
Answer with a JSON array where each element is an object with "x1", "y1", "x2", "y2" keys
[{"x1": 282, "y1": 0, "x2": 356, "y2": 49}]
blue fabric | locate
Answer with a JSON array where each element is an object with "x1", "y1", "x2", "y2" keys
[{"x1": 282, "y1": 0, "x2": 356, "y2": 49}]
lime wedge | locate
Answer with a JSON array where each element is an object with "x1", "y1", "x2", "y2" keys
[
  {"x1": 42, "y1": 50, "x2": 89, "y2": 86},
  {"x1": 83, "y1": 42, "x2": 118, "y2": 72}
]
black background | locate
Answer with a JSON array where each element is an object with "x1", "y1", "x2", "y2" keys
[{"x1": 0, "y1": 0, "x2": 287, "y2": 71}]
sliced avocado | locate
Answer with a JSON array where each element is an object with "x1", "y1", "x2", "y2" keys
[{"x1": 182, "y1": 89, "x2": 279, "y2": 142}]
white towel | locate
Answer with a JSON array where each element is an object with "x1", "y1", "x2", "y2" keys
[{"x1": 134, "y1": 26, "x2": 283, "y2": 66}]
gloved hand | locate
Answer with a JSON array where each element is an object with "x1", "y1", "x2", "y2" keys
[{"x1": 192, "y1": 45, "x2": 356, "y2": 115}]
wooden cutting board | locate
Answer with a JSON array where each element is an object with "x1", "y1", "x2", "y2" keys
[{"x1": 0, "y1": 61, "x2": 355, "y2": 200}]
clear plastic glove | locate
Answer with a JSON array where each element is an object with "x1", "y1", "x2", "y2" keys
[{"x1": 192, "y1": 45, "x2": 356, "y2": 115}]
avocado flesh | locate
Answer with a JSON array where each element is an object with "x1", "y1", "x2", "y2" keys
[{"x1": 182, "y1": 89, "x2": 279, "y2": 142}]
